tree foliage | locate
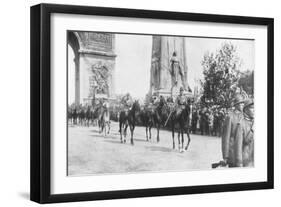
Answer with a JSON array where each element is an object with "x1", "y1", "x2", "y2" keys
[
  {"x1": 200, "y1": 42, "x2": 242, "y2": 109},
  {"x1": 238, "y1": 70, "x2": 254, "y2": 96}
]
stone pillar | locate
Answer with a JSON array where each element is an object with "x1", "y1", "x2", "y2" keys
[{"x1": 74, "y1": 55, "x2": 80, "y2": 104}]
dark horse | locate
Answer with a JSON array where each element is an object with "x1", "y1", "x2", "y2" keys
[
  {"x1": 153, "y1": 96, "x2": 170, "y2": 142},
  {"x1": 119, "y1": 100, "x2": 141, "y2": 145},
  {"x1": 140, "y1": 96, "x2": 169, "y2": 142},
  {"x1": 169, "y1": 100, "x2": 191, "y2": 152},
  {"x1": 140, "y1": 105, "x2": 154, "y2": 141}
]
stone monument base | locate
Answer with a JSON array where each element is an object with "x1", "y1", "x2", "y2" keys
[{"x1": 152, "y1": 88, "x2": 193, "y2": 100}]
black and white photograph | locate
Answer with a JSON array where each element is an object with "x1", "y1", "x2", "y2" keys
[
  {"x1": 67, "y1": 31, "x2": 255, "y2": 176},
  {"x1": 28, "y1": 2, "x2": 274, "y2": 204}
]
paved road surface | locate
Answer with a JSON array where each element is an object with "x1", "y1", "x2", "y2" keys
[{"x1": 68, "y1": 121, "x2": 222, "y2": 176}]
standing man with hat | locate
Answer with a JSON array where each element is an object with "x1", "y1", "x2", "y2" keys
[
  {"x1": 221, "y1": 94, "x2": 245, "y2": 167},
  {"x1": 234, "y1": 99, "x2": 254, "y2": 167}
]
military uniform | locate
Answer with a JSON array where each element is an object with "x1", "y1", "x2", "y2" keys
[
  {"x1": 175, "y1": 90, "x2": 186, "y2": 117},
  {"x1": 121, "y1": 94, "x2": 132, "y2": 108},
  {"x1": 121, "y1": 94, "x2": 133, "y2": 116},
  {"x1": 221, "y1": 94, "x2": 245, "y2": 167},
  {"x1": 234, "y1": 99, "x2": 254, "y2": 167}
]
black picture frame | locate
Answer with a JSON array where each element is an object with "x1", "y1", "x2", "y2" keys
[{"x1": 30, "y1": 3, "x2": 274, "y2": 204}]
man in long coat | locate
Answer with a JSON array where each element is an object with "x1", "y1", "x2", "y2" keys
[
  {"x1": 221, "y1": 94, "x2": 245, "y2": 167},
  {"x1": 234, "y1": 99, "x2": 254, "y2": 167}
]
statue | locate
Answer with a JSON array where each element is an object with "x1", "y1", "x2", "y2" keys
[{"x1": 170, "y1": 51, "x2": 186, "y2": 90}]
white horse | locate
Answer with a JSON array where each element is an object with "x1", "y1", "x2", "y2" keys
[{"x1": 99, "y1": 102, "x2": 111, "y2": 136}]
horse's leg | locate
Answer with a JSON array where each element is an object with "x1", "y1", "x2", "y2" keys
[
  {"x1": 119, "y1": 121, "x2": 123, "y2": 143},
  {"x1": 107, "y1": 121, "x2": 110, "y2": 134},
  {"x1": 104, "y1": 121, "x2": 106, "y2": 137},
  {"x1": 145, "y1": 125, "x2": 148, "y2": 141},
  {"x1": 181, "y1": 129, "x2": 184, "y2": 152},
  {"x1": 99, "y1": 120, "x2": 102, "y2": 133},
  {"x1": 124, "y1": 124, "x2": 128, "y2": 143},
  {"x1": 185, "y1": 128, "x2": 191, "y2": 150},
  {"x1": 172, "y1": 126, "x2": 175, "y2": 149},
  {"x1": 130, "y1": 125, "x2": 134, "y2": 145},
  {"x1": 177, "y1": 131, "x2": 181, "y2": 151},
  {"x1": 149, "y1": 124, "x2": 152, "y2": 141},
  {"x1": 156, "y1": 123, "x2": 160, "y2": 142},
  {"x1": 101, "y1": 120, "x2": 104, "y2": 134}
]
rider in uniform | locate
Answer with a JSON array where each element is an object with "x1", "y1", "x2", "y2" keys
[
  {"x1": 221, "y1": 94, "x2": 245, "y2": 167},
  {"x1": 174, "y1": 87, "x2": 187, "y2": 117},
  {"x1": 121, "y1": 93, "x2": 133, "y2": 115},
  {"x1": 102, "y1": 98, "x2": 110, "y2": 116},
  {"x1": 234, "y1": 99, "x2": 254, "y2": 167}
]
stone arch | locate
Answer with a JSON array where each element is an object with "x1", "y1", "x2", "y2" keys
[
  {"x1": 67, "y1": 31, "x2": 116, "y2": 104},
  {"x1": 67, "y1": 32, "x2": 81, "y2": 104}
]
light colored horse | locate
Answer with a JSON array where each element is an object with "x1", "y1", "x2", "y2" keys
[{"x1": 99, "y1": 102, "x2": 111, "y2": 136}]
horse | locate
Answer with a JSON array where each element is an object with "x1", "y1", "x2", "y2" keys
[
  {"x1": 77, "y1": 105, "x2": 85, "y2": 125},
  {"x1": 85, "y1": 105, "x2": 92, "y2": 127},
  {"x1": 169, "y1": 100, "x2": 191, "y2": 152},
  {"x1": 140, "y1": 106, "x2": 154, "y2": 141},
  {"x1": 90, "y1": 106, "x2": 100, "y2": 127},
  {"x1": 119, "y1": 100, "x2": 141, "y2": 145},
  {"x1": 72, "y1": 107, "x2": 78, "y2": 125},
  {"x1": 153, "y1": 96, "x2": 170, "y2": 142}
]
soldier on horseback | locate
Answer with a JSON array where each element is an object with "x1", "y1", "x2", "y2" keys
[
  {"x1": 175, "y1": 87, "x2": 187, "y2": 116},
  {"x1": 167, "y1": 87, "x2": 191, "y2": 151},
  {"x1": 121, "y1": 93, "x2": 133, "y2": 115},
  {"x1": 164, "y1": 87, "x2": 187, "y2": 126}
]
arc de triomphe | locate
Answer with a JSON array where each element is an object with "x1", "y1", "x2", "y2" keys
[{"x1": 67, "y1": 31, "x2": 116, "y2": 104}]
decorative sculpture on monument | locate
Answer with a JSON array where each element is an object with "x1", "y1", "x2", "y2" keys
[
  {"x1": 150, "y1": 36, "x2": 190, "y2": 97},
  {"x1": 90, "y1": 62, "x2": 109, "y2": 95},
  {"x1": 170, "y1": 51, "x2": 186, "y2": 90},
  {"x1": 150, "y1": 51, "x2": 161, "y2": 89}
]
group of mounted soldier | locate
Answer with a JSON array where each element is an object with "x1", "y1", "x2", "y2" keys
[
  {"x1": 118, "y1": 87, "x2": 192, "y2": 152},
  {"x1": 68, "y1": 98, "x2": 110, "y2": 134}
]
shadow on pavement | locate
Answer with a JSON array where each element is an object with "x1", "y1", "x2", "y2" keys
[
  {"x1": 90, "y1": 134, "x2": 116, "y2": 139},
  {"x1": 90, "y1": 129, "x2": 101, "y2": 133},
  {"x1": 104, "y1": 139, "x2": 124, "y2": 145},
  {"x1": 144, "y1": 145, "x2": 173, "y2": 153}
]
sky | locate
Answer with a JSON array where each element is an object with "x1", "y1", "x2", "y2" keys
[{"x1": 68, "y1": 34, "x2": 254, "y2": 103}]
